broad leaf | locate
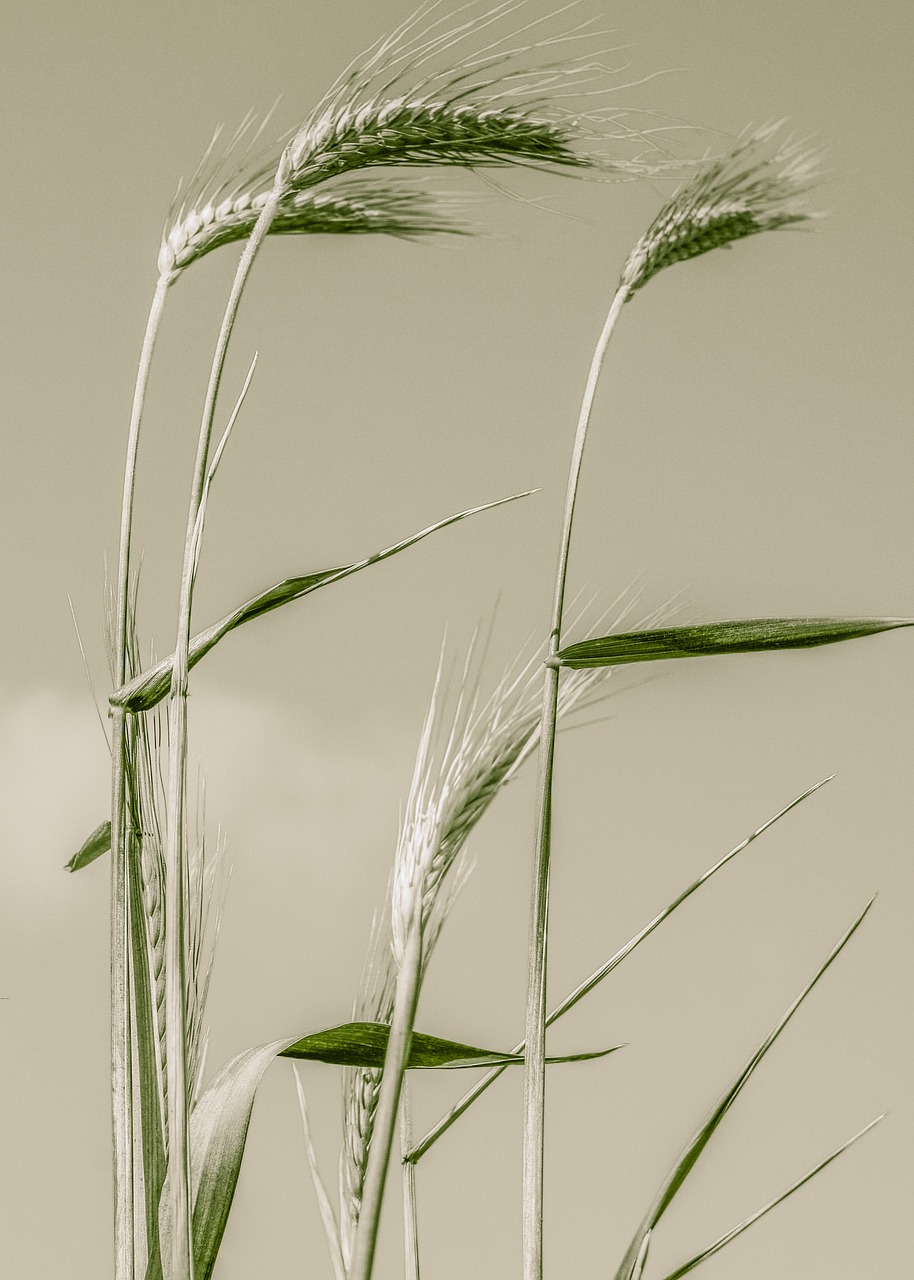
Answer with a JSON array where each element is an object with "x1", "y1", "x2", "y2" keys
[
  {"x1": 558, "y1": 616, "x2": 914, "y2": 669},
  {"x1": 114, "y1": 493, "x2": 530, "y2": 713},
  {"x1": 279, "y1": 1021, "x2": 619, "y2": 1069},
  {"x1": 65, "y1": 819, "x2": 111, "y2": 871},
  {"x1": 612, "y1": 898, "x2": 875, "y2": 1280}
]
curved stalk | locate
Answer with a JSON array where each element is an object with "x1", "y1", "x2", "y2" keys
[
  {"x1": 111, "y1": 273, "x2": 168, "y2": 1280},
  {"x1": 349, "y1": 920, "x2": 424, "y2": 1280},
  {"x1": 163, "y1": 181, "x2": 283, "y2": 1280},
  {"x1": 522, "y1": 284, "x2": 628, "y2": 1280}
]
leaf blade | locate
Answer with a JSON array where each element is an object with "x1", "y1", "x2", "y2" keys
[
  {"x1": 558, "y1": 617, "x2": 914, "y2": 670},
  {"x1": 113, "y1": 492, "x2": 532, "y2": 712},
  {"x1": 149, "y1": 1039, "x2": 293, "y2": 1280},
  {"x1": 279, "y1": 1021, "x2": 619, "y2": 1070},
  {"x1": 65, "y1": 819, "x2": 111, "y2": 871}
]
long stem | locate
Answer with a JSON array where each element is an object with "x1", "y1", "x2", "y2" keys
[
  {"x1": 522, "y1": 284, "x2": 628, "y2": 1280},
  {"x1": 349, "y1": 919, "x2": 424, "y2": 1280},
  {"x1": 111, "y1": 274, "x2": 168, "y2": 1280},
  {"x1": 163, "y1": 182, "x2": 283, "y2": 1280}
]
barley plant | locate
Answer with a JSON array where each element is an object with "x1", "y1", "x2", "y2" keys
[{"x1": 27, "y1": 2, "x2": 906, "y2": 1278}]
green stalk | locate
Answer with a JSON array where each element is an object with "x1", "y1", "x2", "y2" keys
[
  {"x1": 111, "y1": 274, "x2": 168, "y2": 1280},
  {"x1": 522, "y1": 284, "x2": 628, "y2": 1280},
  {"x1": 163, "y1": 180, "x2": 283, "y2": 1280},
  {"x1": 349, "y1": 919, "x2": 424, "y2": 1280}
]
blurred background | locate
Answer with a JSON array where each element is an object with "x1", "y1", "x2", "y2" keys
[{"x1": 1, "y1": 1, "x2": 911, "y2": 1276}]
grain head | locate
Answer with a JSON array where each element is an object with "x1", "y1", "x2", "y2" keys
[{"x1": 621, "y1": 123, "x2": 823, "y2": 296}]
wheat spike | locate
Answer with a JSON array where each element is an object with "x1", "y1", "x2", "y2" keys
[
  {"x1": 339, "y1": 593, "x2": 670, "y2": 1252},
  {"x1": 621, "y1": 123, "x2": 823, "y2": 295},
  {"x1": 159, "y1": 176, "x2": 467, "y2": 280}
]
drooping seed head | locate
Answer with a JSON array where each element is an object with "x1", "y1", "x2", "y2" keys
[
  {"x1": 158, "y1": 178, "x2": 467, "y2": 280},
  {"x1": 620, "y1": 123, "x2": 823, "y2": 296},
  {"x1": 159, "y1": 4, "x2": 672, "y2": 282},
  {"x1": 286, "y1": 96, "x2": 590, "y2": 191}
]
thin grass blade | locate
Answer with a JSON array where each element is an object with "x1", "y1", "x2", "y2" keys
[
  {"x1": 658, "y1": 1115, "x2": 884, "y2": 1280},
  {"x1": 557, "y1": 617, "x2": 914, "y2": 669},
  {"x1": 406, "y1": 778, "x2": 831, "y2": 1162},
  {"x1": 66, "y1": 819, "x2": 111, "y2": 871},
  {"x1": 612, "y1": 898, "x2": 876, "y2": 1280},
  {"x1": 113, "y1": 492, "x2": 533, "y2": 712}
]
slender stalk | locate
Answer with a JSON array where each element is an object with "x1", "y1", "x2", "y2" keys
[
  {"x1": 111, "y1": 274, "x2": 168, "y2": 1280},
  {"x1": 522, "y1": 284, "x2": 628, "y2": 1280},
  {"x1": 349, "y1": 919, "x2": 424, "y2": 1280},
  {"x1": 400, "y1": 1080, "x2": 421, "y2": 1280},
  {"x1": 163, "y1": 180, "x2": 283, "y2": 1280}
]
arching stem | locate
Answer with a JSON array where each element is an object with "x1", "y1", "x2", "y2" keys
[
  {"x1": 522, "y1": 284, "x2": 628, "y2": 1280},
  {"x1": 162, "y1": 181, "x2": 283, "y2": 1280}
]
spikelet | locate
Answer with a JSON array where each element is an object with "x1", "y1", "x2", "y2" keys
[{"x1": 620, "y1": 123, "x2": 823, "y2": 296}]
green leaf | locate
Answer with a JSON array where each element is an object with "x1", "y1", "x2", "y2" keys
[
  {"x1": 612, "y1": 898, "x2": 875, "y2": 1280},
  {"x1": 149, "y1": 1039, "x2": 293, "y2": 1280},
  {"x1": 557, "y1": 616, "x2": 914, "y2": 670},
  {"x1": 279, "y1": 1021, "x2": 619, "y2": 1070},
  {"x1": 65, "y1": 819, "x2": 111, "y2": 871},
  {"x1": 114, "y1": 492, "x2": 532, "y2": 713}
]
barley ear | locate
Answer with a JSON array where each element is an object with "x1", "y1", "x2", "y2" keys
[{"x1": 621, "y1": 124, "x2": 824, "y2": 296}]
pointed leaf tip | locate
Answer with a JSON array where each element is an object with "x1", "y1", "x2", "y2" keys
[
  {"x1": 558, "y1": 616, "x2": 914, "y2": 669},
  {"x1": 65, "y1": 819, "x2": 111, "y2": 871}
]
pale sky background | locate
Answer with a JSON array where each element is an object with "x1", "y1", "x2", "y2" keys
[{"x1": 1, "y1": 2, "x2": 912, "y2": 1277}]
